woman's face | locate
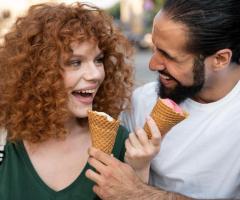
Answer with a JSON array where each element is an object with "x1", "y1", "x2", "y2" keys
[{"x1": 62, "y1": 40, "x2": 105, "y2": 118}]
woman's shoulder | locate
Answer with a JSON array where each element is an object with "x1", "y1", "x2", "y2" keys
[
  {"x1": 0, "y1": 129, "x2": 7, "y2": 165},
  {"x1": 116, "y1": 125, "x2": 129, "y2": 140},
  {"x1": 111, "y1": 125, "x2": 129, "y2": 161},
  {"x1": 0, "y1": 142, "x2": 17, "y2": 166},
  {"x1": 0, "y1": 146, "x2": 4, "y2": 164}
]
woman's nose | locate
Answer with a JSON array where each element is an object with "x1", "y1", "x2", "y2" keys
[{"x1": 83, "y1": 62, "x2": 104, "y2": 81}]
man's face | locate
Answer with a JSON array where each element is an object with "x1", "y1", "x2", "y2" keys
[
  {"x1": 158, "y1": 56, "x2": 205, "y2": 103},
  {"x1": 149, "y1": 11, "x2": 205, "y2": 103}
]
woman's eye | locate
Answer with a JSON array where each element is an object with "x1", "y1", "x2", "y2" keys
[
  {"x1": 95, "y1": 56, "x2": 104, "y2": 65},
  {"x1": 70, "y1": 60, "x2": 81, "y2": 67}
]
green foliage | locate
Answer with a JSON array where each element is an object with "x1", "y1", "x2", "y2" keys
[
  {"x1": 153, "y1": 0, "x2": 164, "y2": 16},
  {"x1": 154, "y1": 0, "x2": 165, "y2": 11},
  {"x1": 144, "y1": 0, "x2": 164, "y2": 33},
  {"x1": 106, "y1": 2, "x2": 120, "y2": 19}
]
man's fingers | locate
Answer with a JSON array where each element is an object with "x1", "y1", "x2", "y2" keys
[
  {"x1": 92, "y1": 185, "x2": 103, "y2": 199},
  {"x1": 88, "y1": 147, "x2": 119, "y2": 166},
  {"x1": 85, "y1": 169, "x2": 103, "y2": 185},
  {"x1": 88, "y1": 156, "x2": 107, "y2": 174},
  {"x1": 146, "y1": 116, "x2": 161, "y2": 146}
]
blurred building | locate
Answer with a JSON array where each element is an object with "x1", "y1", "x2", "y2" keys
[
  {"x1": 0, "y1": 0, "x2": 117, "y2": 43},
  {"x1": 120, "y1": 0, "x2": 144, "y2": 35},
  {"x1": 0, "y1": 0, "x2": 56, "y2": 43},
  {"x1": 120, "y1": 0, "x2": 156, "y2": 49}
]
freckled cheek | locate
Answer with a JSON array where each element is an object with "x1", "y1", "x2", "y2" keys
[
  {"x1": 63, "y1": 73, "x2": 78, "y2": 88},
  {"x1": 99, "y1": 68, "x2": 106, "y2": 84}
]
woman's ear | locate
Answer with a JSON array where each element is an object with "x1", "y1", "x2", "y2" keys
[{"x1": 212, "y1": 49, "x2": 232, "y2": 71}]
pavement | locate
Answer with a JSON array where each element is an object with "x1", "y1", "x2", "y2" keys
[{"x1": 133, "y1": 49, "x2": 158, "y2": 87}]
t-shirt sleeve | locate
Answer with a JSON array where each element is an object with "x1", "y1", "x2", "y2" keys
[
  {"x1": 120, "y1": 82, "x2": 158, "y2": 132},
  {"x1": 119, "y1": 86, "x2": 144, "y2": 132}
]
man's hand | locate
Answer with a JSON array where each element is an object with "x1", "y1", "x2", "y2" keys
[
  {"x1": 86, "y1": 147, "x2": 146, "y2": 200},
  {"x1": 85, "y1": 147, "x2": 192, "y2": 200}
]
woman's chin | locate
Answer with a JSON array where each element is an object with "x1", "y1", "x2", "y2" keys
[{"x1": 67, "y1": 101, "x2": 93, "y2": 118}]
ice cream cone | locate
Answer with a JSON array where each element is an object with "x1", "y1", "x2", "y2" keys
[
  {"x1": 88, "y1": 110, "x2": 120, "y2": 154},
  {"x1": 144, "y1": 98, "x2": 188, "y2": 139}
]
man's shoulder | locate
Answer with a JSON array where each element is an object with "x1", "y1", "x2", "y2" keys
[{"x1": 133, "y1": 82, "x2": 158, "y2": 99}]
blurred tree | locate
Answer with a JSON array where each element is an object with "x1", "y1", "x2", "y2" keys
[
  {"x1": 144, "y1": 0, "x2": 164, "y2": 32},
  {"x1": 153, "y1": 0, "x2": 164, "y2": 14},
  {"x1": 106, "y1": 2, "x2": 120, "y2": 19}
]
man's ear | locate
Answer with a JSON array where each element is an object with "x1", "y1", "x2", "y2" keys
[{"x1": 212, "y1": 49, "x2": 232, "y2": 71}]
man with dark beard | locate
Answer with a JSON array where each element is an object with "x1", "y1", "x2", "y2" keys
[
  {"x1": 86, "y1": 0, "x2": 240, "y2": 199},
  {"x1": 158, "y1": 55, "x2": 205, "y2": 104}
]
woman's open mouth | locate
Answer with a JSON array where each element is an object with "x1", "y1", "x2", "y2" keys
[{"x1": 71, "y1": 89, "x2": 96, "y2": 104}]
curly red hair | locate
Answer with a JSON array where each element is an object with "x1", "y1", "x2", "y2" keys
[{"x1": 0, "y1": 3, "x2": 133, "y2": 143}]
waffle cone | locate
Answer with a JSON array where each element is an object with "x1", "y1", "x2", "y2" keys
[
  {"x1": 144, "y1": 99, "x2": 188, "y2": 139},
  {"x1": 88, "y1": 111, "x2": 120, "y2": 154}
]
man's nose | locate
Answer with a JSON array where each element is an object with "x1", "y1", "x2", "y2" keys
[{"x1": 149, "y1": 53, "x2": 165, "y2": 71}]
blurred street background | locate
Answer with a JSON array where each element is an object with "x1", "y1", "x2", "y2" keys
[
  {"x1": 0, "y1": 0, "x2": 163, "y2": 86},
  {"x1": 134, "y1": 49, "x2": 157, "y2": 87}
]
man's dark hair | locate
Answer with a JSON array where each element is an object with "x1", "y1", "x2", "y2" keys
[{"x1": 162, "y1": 0, "x2": 240, "y2": 64}]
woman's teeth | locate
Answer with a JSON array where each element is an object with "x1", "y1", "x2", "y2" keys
[
  {"x1": 73, "y1": 89, "x2": 95, "y2": 94},
  {"x1": 80, "y1": 89, "x2": 95, "y2": 94},
  {"x1": 72, "y1": 89, "x2": 96, "y2": 97}
]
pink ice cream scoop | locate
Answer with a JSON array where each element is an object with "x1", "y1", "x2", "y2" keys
[
  {"x1": 161, "y1": 99, "x2": 184, "y2": 115},
  {"x1": 143, "y1": 98, "x2": 188, "y2": 139}
]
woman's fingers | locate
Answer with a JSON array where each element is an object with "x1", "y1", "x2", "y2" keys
[
  {"x1": 134, "y1": 128, "x2": 149, "y2": 147},
  {"x1": 128, "y1": 132, "x2": 143, "y2": 149},
  {"x1": 125, "y1": 139, "x2": 137, "y2": 157}
]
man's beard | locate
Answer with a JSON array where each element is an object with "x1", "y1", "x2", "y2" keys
[{"x1": 158, "y1": 56, "x2": 205, "y2": 104}]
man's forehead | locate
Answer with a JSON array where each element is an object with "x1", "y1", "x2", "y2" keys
[
  {"x1": 152, "y1": 12, "x2": 188, "y2": 35},
  {"x1": 153, "y1": 10, "x2": 163, "y2": 25},
  {"x1": 151, "y1": 11, "x2": 191, "y2": 58}
]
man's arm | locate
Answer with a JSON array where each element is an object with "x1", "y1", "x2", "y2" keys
[{"x1": 85, "y1": 147, "x2": 191, "y2": 200}]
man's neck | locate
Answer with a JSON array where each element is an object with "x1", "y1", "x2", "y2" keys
[{"x1": 193, "y1": 64, "x2": 240, "y2": 103}]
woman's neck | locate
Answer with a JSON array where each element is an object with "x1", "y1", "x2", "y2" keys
[
  {"x1": 24, "y1": 117, "x2": 90, "y2": 152},
  {"x1": 64, "y1": 117, "x2": 89, "y2": 137}
]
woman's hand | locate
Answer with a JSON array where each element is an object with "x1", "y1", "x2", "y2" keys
[{"x1": 124, "y1": 116, "x2": 161, "y2": 182}]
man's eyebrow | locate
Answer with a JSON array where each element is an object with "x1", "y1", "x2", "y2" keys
[{"x1": 156, "y1": 47, "x2": 178, "y2": 61}]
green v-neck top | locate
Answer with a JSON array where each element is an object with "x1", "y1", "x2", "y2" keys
[{"x1": 0, "y1": 125, "x2": 129, "y2": 200}]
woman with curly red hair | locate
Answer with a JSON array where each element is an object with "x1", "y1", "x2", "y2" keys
[{"x1": 0, "y1": 2, "x2": 133, "y2": 199}]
